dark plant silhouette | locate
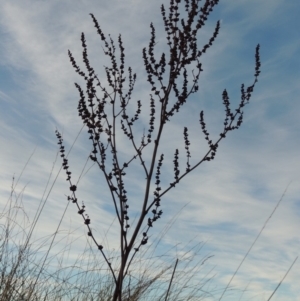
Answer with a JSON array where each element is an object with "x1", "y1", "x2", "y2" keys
[{"x1": 56, "y1": 0, "x2": 261, "y2": 300}]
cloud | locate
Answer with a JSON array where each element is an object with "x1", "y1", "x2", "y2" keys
[{"x1": 0, "y1": 0, "x2": 299, "y2": 300}]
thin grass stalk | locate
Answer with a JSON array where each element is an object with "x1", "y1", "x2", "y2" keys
[
  {"x1": 267, "y1": 256, "x2": 298, "y2": 301},
  {"x1": 219, "y1": 183, "x2": 292, "y2": 301},
  {"x1": 164, "y1": 258, "x2": 179, "y2": 301}
]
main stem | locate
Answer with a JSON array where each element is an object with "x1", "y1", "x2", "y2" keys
[{"x1": 112, "y1": 83, "x2": 172, "y2": 301}]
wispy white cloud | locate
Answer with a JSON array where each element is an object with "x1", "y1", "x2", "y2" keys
[{"x1": 0, "y1": 0, "x2": 299, "y2": 300}]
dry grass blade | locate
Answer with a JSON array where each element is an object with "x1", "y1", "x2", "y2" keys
[
  {"x1": 219, "y1": 183, "x2": 292, "y2": 301},
  {"x1": 267, "y1": 256, "x2": 298, "y2": 301},
  {"x1": 164, "y1": 258, "x2": 178, "y2": 301}
]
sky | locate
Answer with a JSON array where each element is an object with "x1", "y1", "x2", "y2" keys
[{"x1": 0, "y1": 0, "x2": 299, "y2": 300}]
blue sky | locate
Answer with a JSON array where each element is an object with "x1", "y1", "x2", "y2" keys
[{"x1": 0, "y1": 0, "x2": 299, "y2": 300}]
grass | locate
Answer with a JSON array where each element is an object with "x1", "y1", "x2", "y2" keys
[
  {"x1": 0, "y1": 157, "x2": 218, "y2": 301},
  {"x1": 0, "y1": 151, "x2": 296, "y2": 301}
]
